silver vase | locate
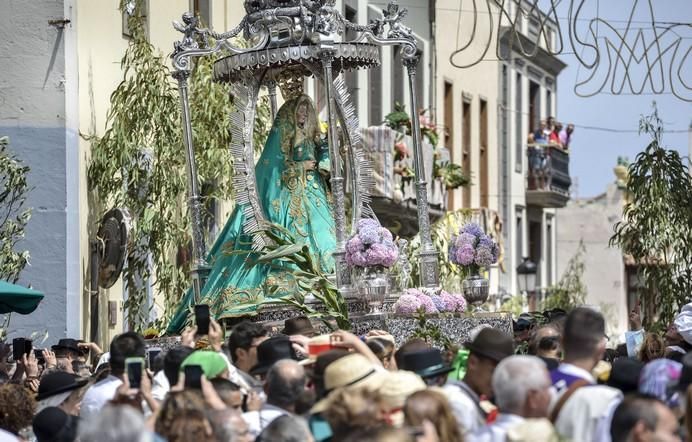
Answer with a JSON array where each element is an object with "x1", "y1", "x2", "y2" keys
[
  {"x1": 462, "y1": 273, "x2": 489, "y2": 312},
  {"x1": 358, "y1": 267, "x2": 389, "y2": 314}
]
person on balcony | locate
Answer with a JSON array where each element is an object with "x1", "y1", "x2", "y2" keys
[
  {"x1": 533, "y1": 120, "x2": 548, "y2": 144},
  {"x1": 560, "y1": 124, "x2": 574, "y2": 150},
  {"x1": 549, "y1": 122, "x2": 563, "y2": 148}
]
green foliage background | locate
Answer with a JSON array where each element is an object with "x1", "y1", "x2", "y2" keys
[
  {"x1": 0, "y1": 136, "x2": 31, "y2": 283},
  {"x1": 86, "y1": 1, "x2": 269, "y2": 330},
  {"x1": 609, "y1": 106, "x2": 692, "y2": 330}
]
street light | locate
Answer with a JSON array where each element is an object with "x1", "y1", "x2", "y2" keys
[{"x1": 517, "y1": 258, "x2": 537, "y2": 310}]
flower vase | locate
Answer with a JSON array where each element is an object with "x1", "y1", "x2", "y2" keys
[
  {"x1": 357, "y1": 267, "x2": 389, "y2": 314},
  {"x1": 461, "y1": 273, "x2": 489, "y2": 313}
]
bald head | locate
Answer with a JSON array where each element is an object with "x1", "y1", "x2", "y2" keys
[{"x1": 265, "y1": 360, "x2": 306, "y2": 411}]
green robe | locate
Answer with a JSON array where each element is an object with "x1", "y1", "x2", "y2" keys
[{"x1": 167, "y1": 96, "x2": 336, "y2": 333}]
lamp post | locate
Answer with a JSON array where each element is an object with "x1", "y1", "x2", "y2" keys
[{"x1": 517, "y1": 258, "x2": 537, "y2": 311}]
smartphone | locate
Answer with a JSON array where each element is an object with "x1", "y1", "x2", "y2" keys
[
  {"x1": 12, "y1": 338, "x2": 31, "y2": 361},
  {"x1": 12, "y1": 338, "x2": 25, "y2": 361},
  {"x1": 146, "y1": 347, "x2": 162, "y2": 369},
  {"x1": 184, "y1": 364, "x2": 203, "y2": 389},
  {"x1": 194, "y1": 304, "x2": 210, "y2": 335},
  {"x1": 125, "y1": 357, "x2": 145, "y2": 389},
  {"x1": 34, "y1": 349, "x2": 45, "y2": 364}
]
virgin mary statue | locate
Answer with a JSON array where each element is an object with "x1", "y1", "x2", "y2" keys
[{"x1": 168, "y1": 95, "x2": 336, "y2": 332}]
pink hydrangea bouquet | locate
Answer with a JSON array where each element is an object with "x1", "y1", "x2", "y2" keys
[
  {"x1": 449, "y1": 223, "x2": 499, "y2": 274},
  {"x1": 345, "y1": 219, "x2": 399, "y2": 269},
  {"x1": 393, "y1": 288, "x2": 466, "y2": 315}
]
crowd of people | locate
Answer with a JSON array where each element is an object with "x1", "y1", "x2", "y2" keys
[
  {"x1": 527, "y1": 117, "x2": 574, "y2": 150},
  {"x1": 1, "y1": 302, "x2": 691, "y2": 441}
]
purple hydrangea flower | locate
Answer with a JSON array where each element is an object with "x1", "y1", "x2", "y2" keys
[
  {"x1": 474, "y1": 245, "x2": 494, "y2": 268},
  {"x1": 357, "y1": 218, "x2": 380, "y2": 231},
  {"x1": 455, "y1": 244, "x2": 475, "y2": 266},
  {"x1": 461, "y1": 223, "x2": 484, "y2": 238},
  {"x1": 404, "y1": 288, "x2": 425, "y2": 298},
  {"x1": 359, "y1": 225, "x2": 380, "y2": 245},
  {"x1": 451, "y1": 293, "x2": 467, "y2": 312},
  {"x1": 394, "y1": 294, "x2": 422, "y2": 314},
  {"x1": 417, "y1": 294, "x2": 439, "y2": 314},
  {"x1": 346, "y1": 236, "x2": 363, "y2": 254},
  {"x1": 430, "y1": 295, "x2": 446, "y2": 312},
  {"x1": 455, "y1": 232, "x2": 477, "y2": 248},
  {"x1": 438, "y1": 291, "x2": 459, "y2": 312}
]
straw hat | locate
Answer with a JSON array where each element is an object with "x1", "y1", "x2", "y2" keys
[
  {"x1": 379, "y1": 370, "x2": 426, "y2": 427},
  {"x1": 311, "y1": 353, "x2": 387, "y2": 413}
]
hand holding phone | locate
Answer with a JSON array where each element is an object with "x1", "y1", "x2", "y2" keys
[
  {"x1": 146, "y1": 347, "x2": 162, "y2": 370},
  {"x1": 126, "y1": 357, "x2": 145, "y2": 390},
  {"x1": 194, "y1": 304, "x2": 210, "y2": 336},
  {"x1": 184, "y1": 364, "x2": 203, "y2": 389},
  {"x1": 12, "y1": 338, "x2": 31, "y2": 362}
]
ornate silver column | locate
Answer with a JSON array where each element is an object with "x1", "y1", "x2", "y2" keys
[
  {"x1": 320, "y1": 50, "x2": 351, "y2": 293},
  {"x1": 171, "y1": 14, "x2": 211, "y2": 303},
  {"x1": 404, "y1": 56, "x2": 439, "y2": 288}
]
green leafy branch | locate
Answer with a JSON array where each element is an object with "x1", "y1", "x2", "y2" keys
[
  {"x1": 235, "y1": 224, "x2": 350, "y2": 331},
  {"x1": 86, "y1": 1, "x2": 270, "y2": 330},
  {"x1": 609, "y1": 104, "x2": 692, "y2": 329},
  {"x1": 0, "y1": 136, "x2": 32, "y2": 283}
]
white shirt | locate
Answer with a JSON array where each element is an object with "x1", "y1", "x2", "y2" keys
[
  {"x1": 443, "y1": 381, "x2": 486, "y2": 434},
  {"x1": 0, "y1": 429, "x2": 19, "y2": 442},
  {"x1": 151, "y1": 370, "x2": 170, "y2": 402},
  {"x1": 243, "y1": 404, "x2": 287, "y2": 438},
  {"x1": 80, "y1": 375, "x2": 123, "y2": 421},
  {"x1": 592, "y1": 396, "x2": 622, "y2": 442},
  {"x1": 554, "y1": 385, "x2": 622, "y2": 442},
  {"x1": 469, "y1": 413, "x2": 524, "y2": 442}
]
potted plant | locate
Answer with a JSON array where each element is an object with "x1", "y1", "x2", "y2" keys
[
  {"x1": 448, "y1": 223, "x2": 499, "y2": 312},
  {"x1": 345, "y1": 218, "x2": 399, "y2": 314}
]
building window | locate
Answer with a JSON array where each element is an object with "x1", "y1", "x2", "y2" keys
[
  {"x1": 191, "y1": 0, "x2": 211, "y2": 25},
  {"x1": 462, "y1": 98, "x2": 472, "y2": 208},
  {"x1": 529, "y1": 80, "x2": 540, "y2": 134},
  {"x1": 480, "y1": 98, "x2": 489, "y2": 208},
  {"x1": 527, "y1": 16, "x2": 540, "y2": 41},
  {"x1": 546, "y1": 216, "x2": 553, "y2": 285},
  {"x1": 516, "y1": 207, "x2": 524, "y2": 274},
  {"x1": 444, "y1": 82, "x2": 455, "y2": 209},
  {"x1": 344, "y1": 6, "x2": 359, "y2": 112},
  {"x1": 546, "y1": 89, "x2": 552, "y2": 121},
  {"x1": 392, "y1": 47, "x2": 405, "y2": 105},
  {"x1": 515, "y1": 72, "x2": 523, "y2": 173},
  {"x1": 529, "y1": 219, "x2": 542, "y2": 286}
]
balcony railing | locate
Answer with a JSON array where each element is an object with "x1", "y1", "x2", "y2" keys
[{"x1": 526, "y1": 143, "x2": 571, "y2": 208}]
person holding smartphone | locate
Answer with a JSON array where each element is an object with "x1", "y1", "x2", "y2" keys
[{"x1": 81, "y1": 332, "x2": 152, "y2": 420}]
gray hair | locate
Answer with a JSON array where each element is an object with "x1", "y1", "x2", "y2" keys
[
  {"x1": 257, "y1": 414, "x2": 312, "y2": 442},
  {"x1": 492, "y1": 355, "x2": 549, "y2": 414},
  {"x1": 79, "y1": 405, "x2": 151, "y2": 442}
]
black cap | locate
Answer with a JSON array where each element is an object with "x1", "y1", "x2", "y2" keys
[
  {"x1": 400, "y1": 348, "x2": 453, "y2": 379},
  {"x1": 250, "y1": 335, "x2": 298, "y2": 376},
  {"x1": 51, "y1": 338, "x2": 80, "y2": 354},
  {"x1": 32, "y1": 407, "x2": 77, "y2": 442},
  {"x1": 281, "y1": 316, "x2": 316, "y2": 337},
  {"x1": 37, "y1": 371, "x2": 88, "y2": 401}
]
